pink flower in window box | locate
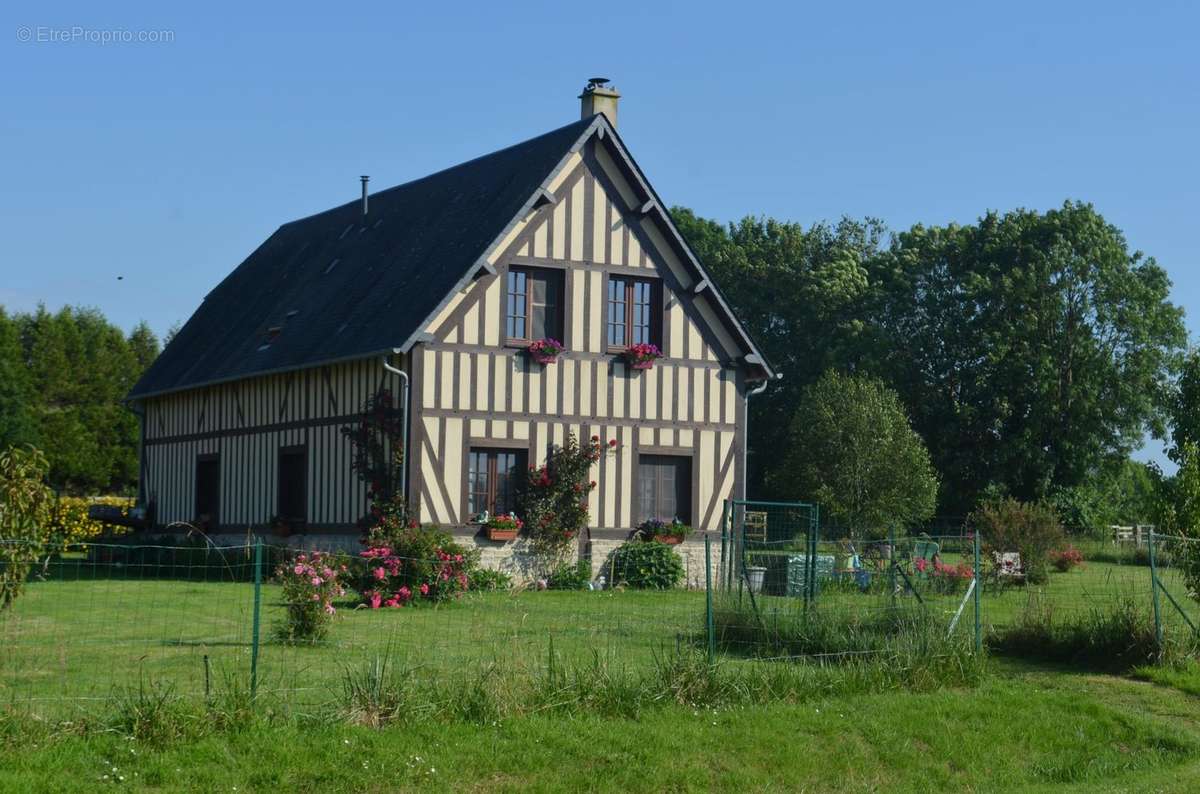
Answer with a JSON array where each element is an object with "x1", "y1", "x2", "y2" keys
[
  {"x1": 527, "y1": 338, "x2": 564, "y2": 365},
  {"x1": 623, "y1": 343, "x2": 662, "y2": 370}
]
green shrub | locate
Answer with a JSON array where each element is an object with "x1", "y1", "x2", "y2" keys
[
  {"x1": 612, "y1": 541, "x2": 684, "y2": 589},
  {"x1": 354, "y1": 524, "x2": 478, "y2": 607},
  {"x1": 468, "y1": 567, "x2": 513, "y2": 592},
  {"x1": 546, "y1": 559, "x2": 592, "y2": 590},
  {"x1": 0, "y1": 445, "x2": 53, "y2": 609},
  {"x1": 971, "y1": 498, "x2": 1064, "y2": 584}
]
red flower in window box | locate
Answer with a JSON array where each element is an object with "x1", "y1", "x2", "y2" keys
[
  {"x1": 622, "y1": 343, "x2": 662, "y2": 370},
  {"x1": 527, "y1": 338, "x2": 564, "y2": 365},
  {"x1": 483, "y1": 513, "x2": 523, "y2": 542}
]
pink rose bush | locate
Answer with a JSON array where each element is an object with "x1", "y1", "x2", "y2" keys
[
  {"x1": 354, "y1": 525, "x2": 476, "y2": 607},
  {"x1": 274, "y1": 551, "x2": 348, "y2": 643}
]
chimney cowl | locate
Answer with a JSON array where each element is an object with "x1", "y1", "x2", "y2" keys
[{"x1": 579, "y1": 78, "x2": 620, "y2": 127}]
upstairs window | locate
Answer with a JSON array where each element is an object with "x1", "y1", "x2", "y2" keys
[
  {"x1": 506, "y1": 268, "x2": 563, "y2": 343},
  {"x1": 468, "y1": 448, "x2": 527, "y2": 518},
  {"x1": 607, "y1": 277, "x2": 660, "y2": 349}
]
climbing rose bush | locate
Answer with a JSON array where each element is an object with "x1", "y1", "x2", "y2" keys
[
  {"x1": 521, "y1": 433, "x2": 615, "y2": 562},
  {"x1": 356, "y1": 525, "x2": 476, "y2": 607},
  {"x1": 274, "y1": 551, "x2": 348, "y2": 643}
]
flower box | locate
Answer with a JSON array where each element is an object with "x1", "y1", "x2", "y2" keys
[
  {"x1": 482, "y1": 513, "x2": 523, "y2": 542},
  {"x1": 637, "y1": 518, "x2": 692, "y2": 545},
  {"x1": 527, "y1": 338, "x2": 564, "y2": 365},
  {"x1": 486, "y1": 526, "x2": 519, "y2": 542},
  {"x1": 622, "y1": 343, "x2": 662, "y2": 370}
]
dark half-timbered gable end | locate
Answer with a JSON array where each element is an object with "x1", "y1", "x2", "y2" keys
[{"x1": 128, "y1": 82, "x2": 774, "y2": 580}]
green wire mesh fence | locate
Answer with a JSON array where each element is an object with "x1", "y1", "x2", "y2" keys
[{"x1": 1, "y1": 516, "x2": 1193, "y2": 718}]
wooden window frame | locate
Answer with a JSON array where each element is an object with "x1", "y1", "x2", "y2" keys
[
  {"x1": 505, "y1": 266, "x2": 564, "y2": 347},
  {"x1": 467, "y1": 446, "x2": 527, "y2": 519},
  {"x1": 277, "y1": 445, "x2": 307, "y2": 525},
  {"x1": 606, "y1": 275, "x2": 662, "y2": 353},
  {"x1": 635, "y1": 452, "x2": 694, "y2": 526}
]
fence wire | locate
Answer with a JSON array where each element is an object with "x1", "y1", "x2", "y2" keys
[{"x1": 0, "y1": 516, "x2": 1192, "y2": 718}]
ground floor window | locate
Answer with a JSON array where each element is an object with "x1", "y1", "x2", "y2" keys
[
  {"x1": 277, "y1": 445, "x2": 307, "y2": 524},
  {"x1": 638, "y1": 455, "x2": 691, "y2": 524},
  {"x1": 468, "y1": 448, "x2": 526, "y2": 518},
  {"x1": 195, "y1": 454, "x2": 219, "y2": 527}
]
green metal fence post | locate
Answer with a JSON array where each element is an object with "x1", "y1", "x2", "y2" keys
[
  {"x1": 720, "y1": 499, "x2": 729, "y2": 592},
  {"x1": 973, "y1": 528, "x2": 982, "y2": 653},
  {"x1": 250, "y1": 538, "x2": 263, "y2": 698},
  {"x1": 705, "y1": 534, "x2": 716, "y2": 665},
  {"x1": 890, "y1": 523, "x2": 898, "y2": 607},
  {"x1": 1149, "y1": 530, "x2": 1164, "y2": 650}
]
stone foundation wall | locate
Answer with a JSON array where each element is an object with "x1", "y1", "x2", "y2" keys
[{"x1": 203, "y1": 530, "x2": 723, "y2": 590}]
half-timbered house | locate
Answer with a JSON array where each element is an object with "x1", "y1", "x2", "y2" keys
[{"x1": 128, "y1": 81, "x2": 774, "y2": 577}]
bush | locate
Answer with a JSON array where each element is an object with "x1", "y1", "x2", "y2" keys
[
  {"x1": 521, "y1": 433, "x2": 615, "y2": 561},
  {"x1": 1050, "y1": 547, "x2": 1084, "y2": 573},
  {"x1": 925, "y1": 559, "x2": 974, "y2": 594},
  {"x1": 468, "y1": 568, "x2": 513, "y2": 592},
  {"x1": 612, "y1": 541, "x2": 684, "y2": 589},
  {"x1": 0, "y1": 446, "x2": 53, "y2": 609},
  {"x1": 546, "y1": 559, "x2": 592, "y2": 590},
  {"x1": 970, "y1": 498, "x2": 1064, "y2": 584},
  {"x1": 355, "y1": 525, "x2": 477, "y2": 608},
  {"x1": 45, "y1": 495, "x2": 134, "y2": 545},
  {"x1": 274, "y1": 551, "x2": 349, "y2": 644}
]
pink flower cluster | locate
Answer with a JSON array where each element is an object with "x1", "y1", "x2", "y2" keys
[
  {"x1": 275, "y1": 551, "x2": 349, "y2": 641},
  {"x1": 358, "y1": 545, "x2": 470, "y2": 608}
]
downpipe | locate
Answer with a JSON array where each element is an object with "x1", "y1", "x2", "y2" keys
[{"x1": 381, "y1": 353, "x2": 411, "y2": 501}]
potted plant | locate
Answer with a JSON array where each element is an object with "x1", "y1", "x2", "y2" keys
[
  {"x1": 637, "y1": 517, "x2": 693, "y2": 545},
  {"x1": 483, "y1": 512, "x2": 523, "y2": 542},
  {"x1": 622, "y1": 342, "x2": 662, "y2": 370},
  {"x1": 527, "y1": 338, "x2": 564, "y2": 365}
]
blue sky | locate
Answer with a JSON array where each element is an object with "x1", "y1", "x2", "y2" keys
[{"x1": 2, "y1": 1, "x2": 1197, "y2": 467}]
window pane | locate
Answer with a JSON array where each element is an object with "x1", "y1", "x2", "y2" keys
[
  {"x1": 638, "y1": 455, "x2": 691, "y2": 524},
  {"x1": 531, "y1": 306, "x2": 547, "y2": 340},
  {"x1": 506, "y1": 271, "x2": 528, "y2": 340},
  {"x1": 607, "y1": 278, "x2": 627, "y2": 347}
]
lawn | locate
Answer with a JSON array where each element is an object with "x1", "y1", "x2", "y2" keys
[
  {"x1": 3, "y1": 553, "x2": 1200, "y2": 791},
  {"x1": 1, "y1": 554, "x2": 1188, "y2": 715},
  {"x1": 2, "y1": 663, "x2": 1199, "y2": 792}
]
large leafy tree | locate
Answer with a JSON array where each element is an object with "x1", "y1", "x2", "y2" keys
[
  {"x1": 868, "y1": 201, "x2": 1185, "y2": 513},
  {"x1": 672, "y1": 209, "x2": 885, "y2": 496},
  {"x1": 0, "y1": 309, "x2": 37, "y2": 450},
  {"x1": 772, "y1": 371, "x2": 938, "y2": 538},
  {"x1": 13, "y1": 305, "x2": 159, "y2": 493}
]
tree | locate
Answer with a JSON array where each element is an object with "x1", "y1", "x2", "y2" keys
[
  {"x1": 1170, "y1": 350, "x2": 1200, "y2": 464},
  {"x1": 672, "y1": 209, "x2": 885, "y2": 497},
  {"x1": 869, "y1": 202, "x2": 1185, "y2": 513},
  {"x1": 0, "y1": 445, "x2": 53, "y2": 609},
  {"x1": 0, "y1": 309, "x2": 36, "y2": 450},
  {"x1": 772, "y1": 371, "x2": 938, "y2": 538},
  {"x1": 15, "y1": 305, "x2": 157, "y2": 493}
]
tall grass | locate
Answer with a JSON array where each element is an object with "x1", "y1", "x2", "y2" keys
[
  {"x1": 710, "y1": 597, "x2": 980, "y2": 685},
  {"x1": 987, "y1": 595, "x2": 1197, "y2": 671}
]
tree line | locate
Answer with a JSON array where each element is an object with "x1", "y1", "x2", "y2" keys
[
  {"x1": 1, "y1": 199, "x2": 1188, "y2": 529},
  {"x1": 0, "y1": 306, "x2": 160, "y2": 494},
  {"x1": 674, "y1": 200, "x2": 1186, "y2": 527}
]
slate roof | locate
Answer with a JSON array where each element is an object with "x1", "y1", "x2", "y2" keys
[{"x1": 129, "y1": 116, "x2": 596, "y2": 399}]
